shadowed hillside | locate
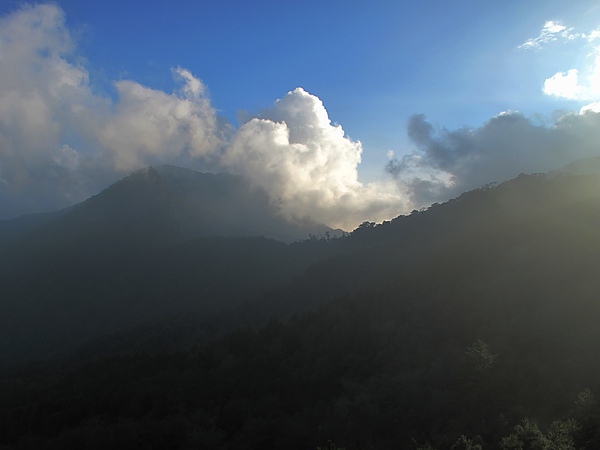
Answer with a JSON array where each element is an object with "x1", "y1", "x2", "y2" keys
[{"x1": 0, "y1": 166, "x2": 338, "y2": 363}]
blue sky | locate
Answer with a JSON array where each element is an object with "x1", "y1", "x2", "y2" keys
[
  {"x1": 0, "y1": 1, "x2": 599, "y2": 228},
  {"x1": 54, "y1": 1, "x2": 596, "y2": 152}
]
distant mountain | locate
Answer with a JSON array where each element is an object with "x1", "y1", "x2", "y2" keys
[
  {"x1": 552, "y1": 155, "x2": 600, "y2": 176},
  {"x1": 0, "y1": 165, "x2": 332, "y2": 249},
  {"x1": 0, "y1": 207, "x2": 70, "y2": 247}
]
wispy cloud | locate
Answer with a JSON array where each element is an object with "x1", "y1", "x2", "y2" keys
[
  {"x1": 585, "y1": 28, "x2": 600, "y2": 42},
  {"x1": 518, "y1": 20, "x2": 580, "y2": 49}
]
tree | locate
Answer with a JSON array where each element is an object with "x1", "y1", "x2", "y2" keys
[
  {"x1": 500, "y1": 418, "x2": 579, "y2": 450},
  {"x1": 451, "y1": 434, "x2": 483, "y2": 450},
  {"x1": 464, "y1": 339, "x2": 496, "y2": 371},
  {"x1": 500, "y1": 418, "x2": 546, "y2": 450}
]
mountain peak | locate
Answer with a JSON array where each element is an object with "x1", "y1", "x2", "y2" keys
[{"x1": 8, "y1": 165, "x2": 333, "y2": 246}]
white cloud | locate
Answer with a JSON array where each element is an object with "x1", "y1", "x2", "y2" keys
[
  {"x1": 580, "y1": 101, "x2": 600, "y2": 113},
  {"x1": 96, "y1": 69, "x2": 223, "y2": 171},
  {"x1": 0, "y1": 4, "x2": 229, "y2": 219},
  {"x1": 223, "y1": 88, "x2": 406, "y2": 229},
  {"x1": 543, "y1": 69, "x2": 581, "y2": 99},
  {"x1": 543, "y1": 52, "x2": 600, "y2": 102},
  {"x1": 0, "y1": 4, "x2": 104, "y2": 217},
  {"x1": 585, "y1": 28, "x2": 600, "y2": 42}
]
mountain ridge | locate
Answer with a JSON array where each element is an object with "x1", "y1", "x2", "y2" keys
[
  {"x1": 0, "y1": 165, "x2": 336, "y2": 251},
  {"x1": 2, "y1": 168, "x2": 600, "y2": 366}
]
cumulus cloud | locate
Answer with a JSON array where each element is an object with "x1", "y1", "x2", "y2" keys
[
  {"x1": 223, "y1": 88, "x2": 406, "y2": 229},
  {"x1": 386, "y1": 110, "x2": 600, "y2": 206},
  {"x1": 543, "y1": 69, "x2": 581, "y2": 99},
  {"x1": 543, "y1": 53, "x2": 600, "y2": 101}
]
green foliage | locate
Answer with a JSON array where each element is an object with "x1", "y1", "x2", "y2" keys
[
  {"x1": 451, "y1": 434, "x2": 483, "y2": 450},
  {"x1": 500, "y1": 418, "x2": 580, "y2": 450},
  {"x1": 412, "y1": 438, "x2": 437, "y2": 450},
  {"x1": 500, "y1": 419, "x2": 546, "y2": 450},
  {"x1": 464, "y1": 340, "x2": 496, "y2": 371},
  {"x1": 575, "y1": 388, "x2": 594, "y2": 415},
  {"x1": 416, "y1": 444, "x2": 437, "y2": 450},
  {"x1": 545, "y1": 419, "x2": 580, "y2": 450}
]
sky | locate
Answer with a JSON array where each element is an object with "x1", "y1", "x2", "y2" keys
[{"x1": 0, "y1": 1, "x2": 599, "y2": 229}]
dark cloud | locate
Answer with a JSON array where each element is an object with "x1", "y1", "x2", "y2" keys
[{"x1": 387, "y1": 110, "x2": 600, "y2": 206}]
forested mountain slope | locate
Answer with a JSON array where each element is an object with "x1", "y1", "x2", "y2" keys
[{"x1": 1, "y1": 172, "x2": 600, "y2": 449}]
